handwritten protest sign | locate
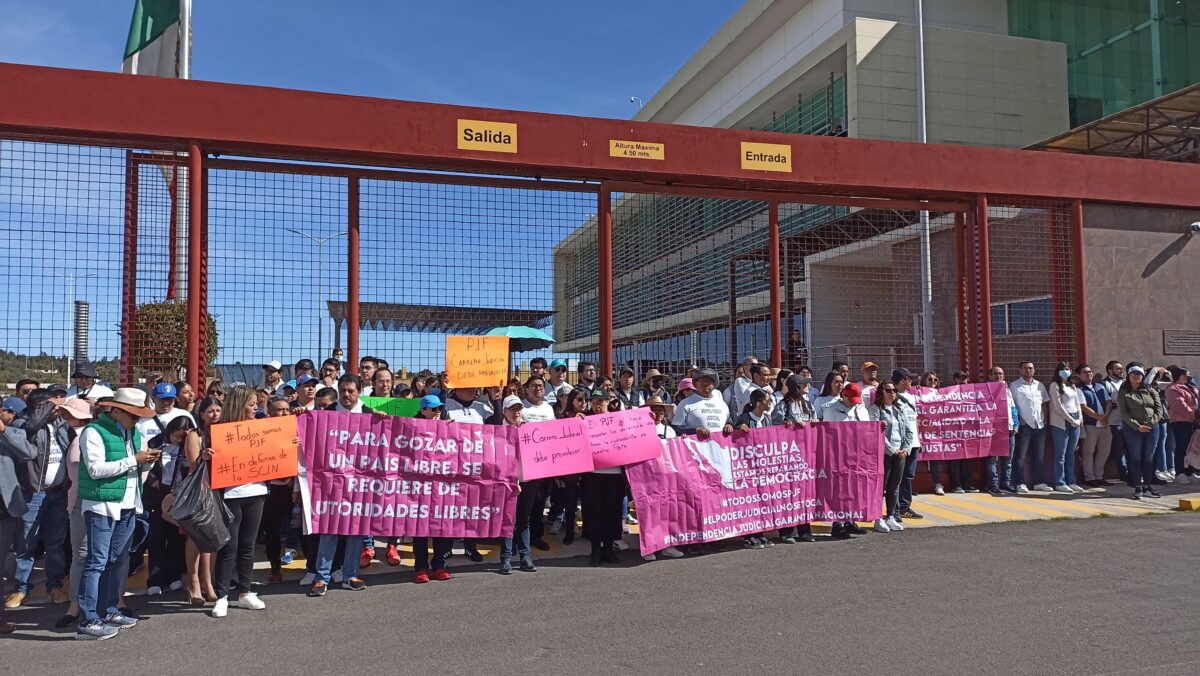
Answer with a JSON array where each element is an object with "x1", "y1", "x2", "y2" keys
[
  {"x1": 445, "y1": 335, "x2": 509, "y2": 388},
  {"x1": 361, "y1": 397, "x2": 421, "y2": 417},
  {"x1": 298, "y1": 410, "x2": 519, "y2": 538},
  {"x1": 209, "y1": 416, "x2": 299, "y2": 489},
  {"x1": 583, "y1": 408, "x2": 663, "y2": 468},
  {"x1": 516, "y1": 417, "x2": 595, "y2": 481}
]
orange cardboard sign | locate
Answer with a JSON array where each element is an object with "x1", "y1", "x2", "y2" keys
[
  {"x1": 209, "y1": 416, "x2": 299, "y2": 489},
  {"x1": 445, "y1": 335, "x2": 510, "y2": 389}
]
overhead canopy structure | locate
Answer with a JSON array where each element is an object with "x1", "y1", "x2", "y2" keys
[
  {"x1": 1028, "y1": 83, "x2": 1200, "y2": 163},
  {"x1": 326, "y1": 301, "x2": 553, "y2": 335}
]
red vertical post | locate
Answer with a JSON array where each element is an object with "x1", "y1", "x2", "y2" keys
[
  {"x1": 598, "y1": 184, "x2": 613, "y2": 376},
  {"x1": 977, "y1": 194, "x2": 993, "y2": 372},
  {"x1": 954, "y1": 211, "x2": 969, "y2": 375},
  {"x1": 186, "y1": 142, "x2": 204, "y2": 393},
  {"x1": 347, "y1": 176, "x2": 361, "y2": 375},
  {"x1": 1071, "y1": 199, "x2": 1088, "y2": 365},
  {"x1": 120, "y1": 151, "x2": 139, "y2": 385},
  {"x1": 1048, "y1": 205, "x2": 1064, "y2": 361},
  {"x1": 768, "y1": 201, "x2": 782, "y2": 368}
]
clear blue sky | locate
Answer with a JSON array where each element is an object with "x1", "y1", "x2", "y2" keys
[{"x1": 0, "y1": 1, "x2": 740, "y2": 379}]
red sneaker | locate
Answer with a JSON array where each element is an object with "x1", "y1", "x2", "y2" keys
[
  {"x1": 431, "y1": 568, "x2": 452, "y2": 582},
  {"x1": 386, "y1": 543, "x2": 401, "y2": 567},
  {"x1": 360, "y1": 546, "x2": 375, "y2": 569},
  {"x1": 413, "y1": 570, "x2": 430, "y2": 584}
]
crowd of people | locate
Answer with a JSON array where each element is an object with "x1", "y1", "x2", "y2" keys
[{"x1": 1, "y1": 353, "x2": 1196, "y2": 640}]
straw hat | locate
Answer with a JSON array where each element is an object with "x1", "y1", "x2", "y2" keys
[
  {"x1": 95, "y1": 388, "x2": 155, "y2": 419},
  {"x1": 641, "y1": 369, "x2": 664, "y2": 387}
]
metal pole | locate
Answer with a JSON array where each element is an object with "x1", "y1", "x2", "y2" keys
[
  {"x1": 1071, "y1": 200, "x2": 1089, "y2": 364},
  {"x1": 317, "y1": 242, "x2": 324, "y2": 360},
  {"x1": 121, "y1": 151, "x2": 138, "y2": 385},
  {"x1": 178, "y1": 0, "x2": 191, "y2": 80},
  {"x1": 768, "y1": 201, "x2": 782, "y2": 367},
  {"x1": 347, "y1": 176, "x2": 361, "y2": 374},
  {"x1": 598, "y1": 185, "x2": 614, "y2": 376},
  {"x1": 977, "y1": 194, "x2": 994, "y2": 372},
  {"x1": 915, "y1": 0, "x2": 935, "y2": 373},
  {"x1": 66, "y1": 276, "x2": 73, "y2": 382},
  {"x1": 186, "y1": 141, "x2": 204, "y2": 392}
]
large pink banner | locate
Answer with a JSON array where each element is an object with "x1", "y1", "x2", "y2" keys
[
  {"x1": 298, "y1": 410, "x2": 519, "y2": 538},
  {"x1": 912, "y1": 382, "x2": 1010, "y2": 460},
  {"x1": 626, "y1": 422, "x2": 883, "y2": 556}
]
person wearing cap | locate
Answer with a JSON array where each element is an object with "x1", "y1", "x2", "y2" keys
[
  {"x1": 45, "y1": 397, "x2": 94, "y2": 629},
  {"x1": 291, "y1": 374, "x2": 320, "y2": 413},
  {"x1": 1009, "y1": 361, "x2": 1051, "y2": 494},
  {"x1": 497, "y1": 395, "x2": 538, "y2": 574},
  {"x1": 890, "y1": 369, "x2": 924, "y2": 520},
  {"x1": 67, "y1": 362, "x2": 115, "y2": 402},
  {"x1": 819, "y1": 383, "x2": 870, "y2": 539},
  {"x1": 642, "y1": 396, "x2": 685, "y2": 561},
  {"x1": 859, "y1": 361, "x2": 881, "y2": 401},
  {"x1": 736, "y1": 364, "x2": 774, "y2": 415},
  {"x1": 0, "y1": 396, "x2": 25, "y2": 426},
  {"x1": 614, "y1": 367, "x2": 643, "y2": 410},
  {"x1": 0, "y1": 393, "x2": 40, "y2": 634},
  {"x1": 547, "y1": 359, "x2": 573, "y2": 402},
  {"x1": 73, "y1": 388, "x2": 160, "y2": 640},
  {"x1": 1, "y1": 388, "x2": 75, "y2": 610},
  {"x1": 406, "y1": 396, "x2": 456, "y2": 583},
  {"x1": 671, "y1": 369, "x2": 733, "y2": 439},
  {"x1": 445, "y1": 387, "x2": 491, "y2": 564},
  {"x1": 640, "y1": 368, "x2": 672, "y2": 405},
  {"x1": 1117, "y1": 365, "x2": 1164, "y2": 500}
]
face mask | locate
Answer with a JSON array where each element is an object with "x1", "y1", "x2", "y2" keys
[{"x1": 1057, "y1": 370, "x2": 1071, "y2": 380}]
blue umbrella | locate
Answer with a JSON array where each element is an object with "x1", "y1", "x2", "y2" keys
[{"x1": 485, "y1": 326, "x2": 555, "y2": 353}]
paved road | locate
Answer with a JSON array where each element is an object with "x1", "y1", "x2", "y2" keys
[{"x1": 3, "y1": 513, "x2": 1199, "y2": 675}]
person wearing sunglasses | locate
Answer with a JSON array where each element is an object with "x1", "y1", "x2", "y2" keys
[{"x1": 869, "y1": 381, "x2": 912, "y2": 533}]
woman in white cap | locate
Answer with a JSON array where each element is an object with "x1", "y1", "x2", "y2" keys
[
  {"x1": 1117, "y1": 365, "x2": 1164, "y2": 500},
  {"x1": 498, "y1": 395, "x2": 538, "y2": 575}
]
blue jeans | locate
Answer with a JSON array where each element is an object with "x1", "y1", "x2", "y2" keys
[
  {"x1": 317, "y1": 534, "x2": 362, "y2": 584},
  {"x1": 1122, "y1": 426, "x2": 1156, "y2": 487},
  {"x1": 988, "y1": 433, "x2": 1015, "y2": 489},
  {"x1": 78, "y1": 509, "x2": 137, "y2": 623},
  {"x1": 1012, "y1": 424, "x2": 1047, "y2": 487},
  {"x1": 1051, "y1": 425, "x2": 1081, "y2": 487},
  {"x1": 897, "y1": 447, "x2": 920, "y2": 511},
  {"x1": 15, "y1": 489, "x2": 69, "y2": 594},
  {"x1": 1155, "y1": 422, "x2": 1171, "y2": 472},
  {"x1": 501, "y1": 481, "x2": 539, "y2": 561}
]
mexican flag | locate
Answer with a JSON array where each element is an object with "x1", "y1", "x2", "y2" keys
[{"x1": 122, "y1": 0, "x2": 189, "y2": 77}]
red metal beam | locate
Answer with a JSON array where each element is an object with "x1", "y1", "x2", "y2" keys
[
  {"x1": 186, "y1": 142, "x2": 204, "y2": 392},
  {"x1": 954, "y1": 211, "x2": 969, "y2": 376},
  {"x1": 1071, "y1": 200, "x2": 1089, "y2": 365},
  {"x1": 768, "y1": 201, "x2": 782, "y2": 368},
  {"x1": 1048, "y1": 205, "x2": 1064, "y2": 362},
  {"x1": 347, "y1": 176, "x2": 361, "y2": 376},
  {"x1": 977, "y1": 195, "x2": 994, "y2": 372},
  {"x1": 3, "y1": 63, "x2": 1200, "y2": 207},
  {"x1": 598, "y1": 185, "x2": 613, "y2": 377},
  {"x1": 120, "y1": 151, "x2": 138, "y2": 385}
]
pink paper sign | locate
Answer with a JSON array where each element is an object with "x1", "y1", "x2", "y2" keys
[
  {"x1": 911, "y1": 381, "x2": 1010, "y2": 460},
  {"x1": 583, "y1": 408, "x2": 664, "y2": 469},
  {"x1": 626, "y1": 423, "x2": 883, "y2": 556},
  {"x1": 298, "y1": 410, "x2": 519, "y2": 538},
  {"x1": 515, "y1": 417, "x2": 595, "y2": 481}
]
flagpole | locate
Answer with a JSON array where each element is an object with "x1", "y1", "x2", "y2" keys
[
  {"x1": 179, "y1": 0, "x2": 191, "y2": 79},
  {"x1": 175, "y1": 0, "x2": 192, "y2": 301}
]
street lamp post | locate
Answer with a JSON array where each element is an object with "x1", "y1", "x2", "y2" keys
[
  {"x1": 53, "y1": 272, "x2": 97, "y2": 381},
  {"x1": 287, "y1": 228, "x2": 346, "y2": 360}
]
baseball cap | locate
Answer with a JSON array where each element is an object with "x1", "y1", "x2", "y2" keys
[
  {"x1": 152, "y1": 383, "x2": 178, "y2": 400},
  {"x1": 1128, "y1": 365, "x2": 1146, "y2": 376},
  {"x1": 419, "y1": 395, "x2": 442, "y2": 410},
  {"x1": 590, "y1": 389, "x2": 611, "y2": 401},
  {"x1": 843, "y1": 382, "x2": 863, "y2": 404},
  {"x1": 502, "y1": 395, "x2": 524, "y2": 410},
  {"x1": 861, "y1": 361, "x2": 879, "y2": 370},
  {"x1": 59, "y1": 398, "x2": 93, "y2": 421},
  {"x1": 295, "y1": 374, "x2": 318, "y2": 387},
  {"x1": 619, "y1": 366, "x2": 634, "y2": 377},
  {"x1": 45, "y1": 384, "x2": 68, "y2": 397},
  {"x1": 676, "y1": 378, "x2": 695, "y2": 392},
  {"x1": 72, "y1": 362, "x2": 99, "y2": 379},
  {"x1": 263, "y1": 360, "x2": 283, "y2": 372},
  {"x1": 892, "y1": 368, "x2": 917, "y2": 382},
  {"x1": 2, "y1": 397, "x2": 26, "y2": 414},
  {"x1": 550, "y1": 359, "x2": 568, "y2": 370}
]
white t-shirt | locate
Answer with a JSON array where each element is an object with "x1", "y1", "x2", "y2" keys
[
  {"x1": 67, "y1": 383, "x2": 115, "y2": 401},
  {"x1": 521, "y1": 400, "x2": 556, "y2": 423},
  {"x1": 445, "y1": 398, "x2": 490, "y2": 424},
  {"x1": 44, "y1": 433, "x2": 67, "y2": 488},
  {"x1": 135, "y1": 408, "x2": 196, "y2": 447},
  {"x1": 671, "y1": 394, "x2": 731, "y2": 432}
]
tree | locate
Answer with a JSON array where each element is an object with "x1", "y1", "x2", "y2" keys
[{"x1": 130, "y1": 301, "x2": 219, "y2": 379}]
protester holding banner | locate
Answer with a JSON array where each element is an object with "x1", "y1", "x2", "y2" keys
[
  {"x1": 671, "y1": 369, "x2": 733, "y2": 438},
  {"x1": 820, "y1": 383, "x2": 869, "y2": 538},
  {"x1": 772, "y1": 374, "x2": 815, "y2": 427},
  {"x1": 814, "y1": 371, "x2": 845, "y2": 420},
  {"x1": 733, "y1": 390, "x2": 775, "y2": 549},
  {"x1": 498, "y1": 395, "x2": 538, "y2": 574},
  {"x1": 445, "y1": 388, "x2": 490, "y2": 563},
  {"x1": 923, "y1": 372, "x2": 961, "y2": 495},
  {"x1": 1048, "y1": 362, "x2": 1086, "y2": 493},
  {"x1": 521, "y1": 378, "x2": 556, "y2": 423},
  {"x1": 582, "y1": 404, "x2": 627, "y2": 567},
  {"x1": 547, "y1": 394, "x2": 585, "y2": 543},
  {"x1": 869, "y1": 383, "x2": 912, "y2": 533},
  {"x1": 410, "y1": 397, "x2": 456, "y2": 583},
  {"x1": 770, "y1": 368, "x2": 793, "y2": 412}
]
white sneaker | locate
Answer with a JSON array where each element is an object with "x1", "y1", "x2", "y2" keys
[
  {"x1": 612, "y1": 539, "x2": 630, "y2": 551},
  {"x1": 298, "y1": 572, "x2": 316, "y2": 587},
  {"x1": 933, "y1": 484, "x2": 945, "y2": 496},
  {"x1": 236, "y1": 592, "x2": 265, "y2": 610},
  {"x1": 642, "y1": 553, "x2": 657, "y2": 562},
  {"x1": 548, "y1": 520, "x2": 562, "y2": 535},
  {"x1": 1068, "y1": 484, "x2": 1085, "y2": 493},
  {"x1": 146, "y1": 586, "x2": 162, "y2": 596},
  {"x1": 1154, "y1": 470, "x2": 1169, "y2": 482},
  {"x1": 873, "y1": 518, "x2": 891, "y2": 533},
  {"x1": 1054, "y1": 484, "x2": 1074, "y2": 494},
  {"x1": 168, "y1": 580, "x2": 184, "y2": 592},
  {"x1": 331, "y1": 570, "x2": 344, "y2": 584},
  {"x1": 1016, "y1": 484, "x2": 1030, "y2": 494},
  {"x1": 1033, "y1": 483, "x2": 1053, "y2": 493},
  {"x1": 210, "y1": 597, "x2": 228, "y2": 618},
  {"x1": 660, "y1": 546, "x2": 684, "y2": 558},
  {"x1": 885, "y1": 516, "x2": 904, "y2": 531}
]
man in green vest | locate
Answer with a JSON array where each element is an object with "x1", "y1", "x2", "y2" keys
[{"x1": 74, "y1": 388, "x2": 158, "y2": 641}]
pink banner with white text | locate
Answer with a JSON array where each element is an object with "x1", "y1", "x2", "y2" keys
[
  {"x1": 626, "y1": 422, "x2": 883, "y2": 556},
  {"x1": 298, "y1": 410, "x2": 519, "y2": 538},
  {"x1": 912, "y1": 382, "x2": 1010, "y2": 460}
]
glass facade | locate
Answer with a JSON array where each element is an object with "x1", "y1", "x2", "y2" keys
[{"x1": 1009, "y1": 0, "x2": 1200, "y2": 127}]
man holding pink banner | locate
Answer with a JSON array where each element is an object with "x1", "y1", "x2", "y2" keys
[{"x1": 625, "y1": 423, "x2": 883, "y2": 557}]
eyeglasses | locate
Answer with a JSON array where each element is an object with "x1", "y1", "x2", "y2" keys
[{"x1": 883, "y1": 388, "x2": 897, "y2": 393}]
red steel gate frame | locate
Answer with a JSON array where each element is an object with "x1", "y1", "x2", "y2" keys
[{"x1": 3, "y1": 63, "x2": 1200, "y2": 391}]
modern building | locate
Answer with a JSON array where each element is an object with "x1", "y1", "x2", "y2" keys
[{"x1": 553, "y1": 0, "x2": 1200, "y2": 379}]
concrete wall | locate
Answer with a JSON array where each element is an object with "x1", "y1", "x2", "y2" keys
[
  {"x1": 1083, "y1": 204, "x2": 1200, "y2": 367},
  {"x1": 847, "y1": 19, "x2": 1069, "y2": 146}
]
